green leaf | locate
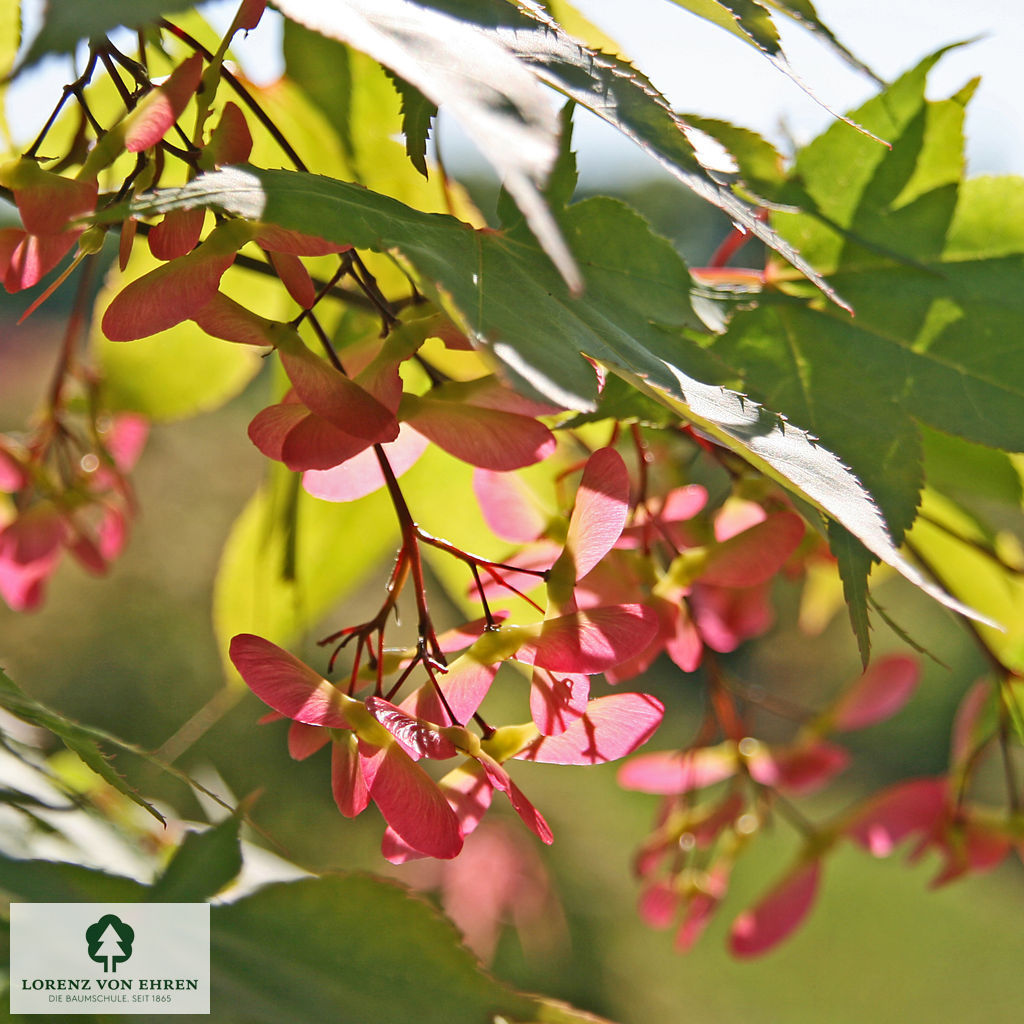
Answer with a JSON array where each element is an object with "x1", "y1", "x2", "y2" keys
[
  {"x1": 907, "y1": 491, "x2": 1024, "y2": 673},
  {"x1": 0, "y1": 851, "x2": 147, "y2": 902},
  {"x1": 279, "y1": 0, "x2": 845, "y2": 306},
  {"x1": 282, "y1": 21, "x2": 358, "y2": 166},
  {"x1": 774, "y1": 49, "x2": 968, "y2": 270},
  {"x1": 498, "y1": 101, "x2": 579, "y2": 225},
  {"x1": 708, "y1": 55, "x2": 1023, "y2": 625},
  {"x1": 710, "y1": 300, "x2": 925, "y2": 545},
  {"x1": 0, "y1": 855, "x2": 613, "y2": 1023},
  {"x1": 147, "y1": 815, "x2": 243, "y2": 903},
  {"x1": 212, "y1": 468, "x2": 398, "y2": 682},
  {"x1": 208, "y1": 875, "x2": 610, "y2": 1024},
  {"x1": 458, "y1": 0, "x2": 844, "y2": 306},
  {"x1": 828, "y1": 521, "x2": 873, "y2": 666},
  {"x1": 16, "y1": 0, "x2": 195, "y2": 71},
  {"x1": 0, "y1": 669, "x2": 165, "y2": 825},
  {"x1": 677, "y1": 114, "x2": 787, "y2": 203},
  {"x1": 273, "y1": 0, "x2": 580, "y2": 292},
  {"x1": 663, "y1": 0, "x2": 884, "y2": 147},
  {"x1": 126, "y1": 165, "x2": 997, "y2": 627},
  {"x1": 0, "y1": 0, "x2": 19, "y2": 79},
  {"x1": 666, "y1": 0, "x2": 780, "y2": 53},
  {"x1": 280, "y1": 21, "x2": 479, "y2": 247},
  {"x1": 384, "y1": 70, "x2": 437, "y2": 178}
]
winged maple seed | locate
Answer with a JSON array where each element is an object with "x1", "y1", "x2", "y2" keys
[
  {"x1": 228, "y1": 449, "x2": 665, "y2": 860},
  {"x1": 0, "y1": 160, "x2": 98, "y2": 294},
  {"x1": 0, "y1": 415, "x2": 147, "y2": 611}
]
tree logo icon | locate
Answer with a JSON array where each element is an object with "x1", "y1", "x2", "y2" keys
[{"x1": 85, "y1": 914, "x2": 135, "y2": 973}]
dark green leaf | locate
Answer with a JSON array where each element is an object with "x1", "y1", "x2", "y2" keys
[
  {"x1": 0, "y1": 669, "x2": 165, "y2": 824},
  {"x1": 208, "y1": 875, "x2": 611, "y2": 1024},
  {"x1": 677, "y1": 114, "x2": 787, "y2": 203},
  {"x1": 126, "y1": 165, "x2": 997, "y2": 626},
  {"x1": 498, "y1": 100, "x2": 579, "y2": 226},
  {"x1": 828, "y1": 521, "x2": 873, "y2": 666},
  {"x1": 666, "y1": 0, "x2": 780, "y2": 53},
  {"x1": 147, "y1": 816, "x2": 243, "y2": 903},
  {"x1": 464, "y1": 0, "x2": 845, "y2": 307},
  {"x1": 0, "y1": 851, "x2": 147, "y2": 902},
  {"x1": 384, "y1": 70, "x2": 437, "y2": 178},
  {"x1": 16, "y1": 0, "x2": 193, "y2": 71},
  {"x1": 711, "y1": 301, "x2": 925, "y2": 544},
  {"x1": 0, "y1": 856, "x2": 610, "y2": 1022},
  {"x1": 273, "y1": 0, "x2": 580, "y2": 291}
]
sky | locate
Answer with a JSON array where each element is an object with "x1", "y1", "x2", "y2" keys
[
  {"x1": 6, "y1": 0, "x2": 1023, "y2": 184},
  {"x1": 564, "y1": 0, "x2": 1024, "y2": 183}
]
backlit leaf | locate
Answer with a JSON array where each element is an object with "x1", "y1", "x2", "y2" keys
[
  {"x1": 709, "y1": 54, "x2": 1023, "y2": 627},
  {"x1": 127, "y1": 166, "x2": 998, "y2": 625},
  {"x1": 273, "y1": 0, "x2": 579, "y2": 291},
  {"x1": 213, "y1": 467, "x2": 397, "y2": 682}
]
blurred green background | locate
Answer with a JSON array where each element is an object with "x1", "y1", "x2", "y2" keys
[{"x1": 0, "y1": 177, "x2": 1022, "y2": 1024}]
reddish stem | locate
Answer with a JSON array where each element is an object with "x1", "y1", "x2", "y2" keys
[{"x1": 707, "y1": 208, "x2": 769, "y2": 268}]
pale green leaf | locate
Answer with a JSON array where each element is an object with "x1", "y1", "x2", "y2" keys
[
  {"x1": 921, "y1": 426, "x2": 1023, "y2": 516},
  {"x1": 212, "y1": 468, "x2": 398, "y2": 683},
  {"x1": 908, "y1": 492, "x2": 1024, "y2": 672},
  {"x1": 0, "y1": 0, "x2": 19, "y2": 146},
  {"x1": 0, "y1": 0, "x2": 19, "y2": 81}
]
